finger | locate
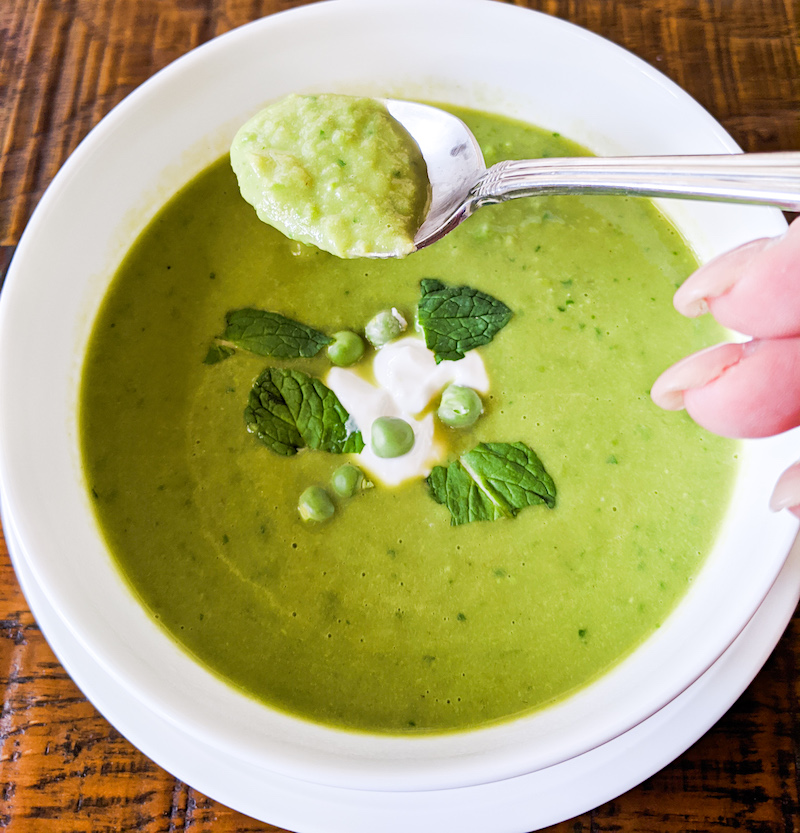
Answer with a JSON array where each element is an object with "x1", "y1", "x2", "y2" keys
[
  {"x1": 674, "y1": 218, "x2": 800, "y2": 339},
  {"x1": 651, "y1": 338, "x2": 800, "y2": 438},
  {"x1": 770, "y1": 460, "x2": 800, "y2": 519},
  {"x1": 651, "y1": 342, "x2": 745, "y2": 411}
]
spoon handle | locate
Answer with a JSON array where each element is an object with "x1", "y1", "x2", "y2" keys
[{"x1": 473, "y1": 152, "x2": 800, "y2": 211}]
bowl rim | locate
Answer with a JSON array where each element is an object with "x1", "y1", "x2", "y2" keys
[{"x1": 0, "y1": 0, "x2": 797, "y2": 793}]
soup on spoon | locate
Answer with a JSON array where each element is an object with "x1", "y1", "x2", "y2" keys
[{"x1": 230, "y1": 94, "x2": 430, "y2": 259}]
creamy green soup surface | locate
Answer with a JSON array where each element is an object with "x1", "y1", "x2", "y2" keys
[{"x1": 80, "y1": 106, "x2": 738, "y2": 735}]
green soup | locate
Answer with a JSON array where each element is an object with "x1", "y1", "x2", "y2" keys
[
  {"x1": 230, "y1": 94, "x2": 429, "y2": 258},
  {"x1": 80, "y1": 108, "x2": 737, "y2": 734}
]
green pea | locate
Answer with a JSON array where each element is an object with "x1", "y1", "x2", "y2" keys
[
  {"x1": 298, "y1": 485, "x2": 335, "y2": 522},
  {"x1": 438, "y1": 384, "x2": 483, "y2": 428},
  {"x1": 327, "y1": 330, "x2": 365, "y2": 367},
  {"x1": 330, "y1": 463, "x2": 364, "y2": 497},
  {"x1": 371, "y1": 416, "x2": 415, "y2": 458},
  {"x1": 365, "y1": 308, "x2": 406, "y2": 348}
]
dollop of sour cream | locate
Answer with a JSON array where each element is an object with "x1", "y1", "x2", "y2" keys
[{"x1": 327, "y1": 336, "x2": 489, "y2": 486}]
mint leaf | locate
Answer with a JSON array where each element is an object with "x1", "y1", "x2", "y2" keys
[
  {"x1": 219, "y1": 308, "x2": 333, "y2": 358},
  {"x1": 427, "y1": 442, "x2": 556, "y2": 525},
  {"x1": 245, "y1": 367, "x2": 364, "y2": 456},
  {"x1": 417, "y1": 279, "x2": 512, "y2": 363},
  {"x1": 462, "y1": 442, "x2": 556, "y2": 510},
  {"x1": 203, "y1": 343, "x2": 236, "y2": 365},
  {"x1": 427, "y1": 461, "x2": 505, "y2": 525}
]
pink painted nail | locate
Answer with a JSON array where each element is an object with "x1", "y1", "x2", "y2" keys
[
  {"x1": 674, "y1": 236, "x2": 774, "y2": 318},
  {"x1": 651, "y1": 342, "x2": 745, "y2": 410},
  {"x1": 770, "y1": 461, "x2": 800, "y2": 514}
]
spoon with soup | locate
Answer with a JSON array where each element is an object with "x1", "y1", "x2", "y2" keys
[
  {"x1": 231, "y1": 94, "x2": 800, "y2": 259},
  {"x1": 382, "y1": 100, "x2": 800, "y2": 256}
]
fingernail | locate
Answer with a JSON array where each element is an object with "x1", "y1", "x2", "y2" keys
[
  {"x1": 674, "y1": 237, "x2": 773, "y2": 318},
  {"x1": 651, "y1": 342, "x2": 744, "y2": 410},
  {"x1": 769, "y1": 461, "x2": 800, "y2": 513}
]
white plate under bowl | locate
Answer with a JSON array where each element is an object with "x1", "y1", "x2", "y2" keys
[
  {"x1": 0, "y1": 0, "x2": 797, "y2": 794},
  {"x1": 6, "y1": 504, "x2": 800, "y2": 832}
]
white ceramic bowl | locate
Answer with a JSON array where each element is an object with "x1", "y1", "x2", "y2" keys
[{"x1": 0, "y1": 0, "x2": 797, "y2": 793}]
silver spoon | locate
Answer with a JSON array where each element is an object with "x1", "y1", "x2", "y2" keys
[{"x1": 383, "y1": 100, "x2": 800, "y2": 255}]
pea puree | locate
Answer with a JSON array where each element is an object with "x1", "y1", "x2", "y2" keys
[
  {"x1": 230, "y1": 94, "x2": 429, "y2": 258},
  {"x1": 80, "y1": 108, "x2": 738, "y2": 735}
]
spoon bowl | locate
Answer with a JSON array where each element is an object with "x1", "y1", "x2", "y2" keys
[
  {"x1": 384, "y1": 100, "x2": 800, "y2": 256},
  {"x1": 384, "y1": 100, "x2": 486, "y2": 253}
]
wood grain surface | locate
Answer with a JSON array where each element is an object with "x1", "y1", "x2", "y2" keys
[{"x1": 1, "y1": 1, "x2": 800, "y2": 830}]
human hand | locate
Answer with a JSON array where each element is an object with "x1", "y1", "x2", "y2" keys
[{"x1": 651, "y1": 217, "x2": 800, "y2": 518}]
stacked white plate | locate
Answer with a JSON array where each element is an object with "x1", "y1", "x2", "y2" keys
[{"x1": 5, "y1": 513, "x2": 799, "y2": 831}]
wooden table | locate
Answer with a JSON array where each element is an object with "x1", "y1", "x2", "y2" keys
[{"x1": 2, "y1": 1, "x2": 799, "y2": 830}]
